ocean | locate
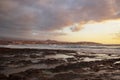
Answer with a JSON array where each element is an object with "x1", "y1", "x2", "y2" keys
[{"x1": 0, "y1": 44, "x2": 120, "y2": 55}]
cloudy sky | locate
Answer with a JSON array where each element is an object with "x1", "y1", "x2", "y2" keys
[{"x1": 0, "y1": 0, "x2": 120, "y2": 44}]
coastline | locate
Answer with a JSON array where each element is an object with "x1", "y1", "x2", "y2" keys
[{"x1": 0, "y1": 47, "x2": 120, "y2": 80}]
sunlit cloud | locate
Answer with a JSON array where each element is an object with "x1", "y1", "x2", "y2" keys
[
  {"x1": 57, "y1": 19, "x2": 120, "y2": 44},
  {"x1": 0, "y1": 0, "x2": 120, "y2": 43}
]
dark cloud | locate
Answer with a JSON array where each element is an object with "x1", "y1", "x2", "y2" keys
[{"x1": 0, "y1": 0, "x2": 120, "y2": 39}]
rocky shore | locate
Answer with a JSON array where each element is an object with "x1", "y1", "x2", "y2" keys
[{"x1": 0, "y1": 47, "x2": 120, "y2": 80}]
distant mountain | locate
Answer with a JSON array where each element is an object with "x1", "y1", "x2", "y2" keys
[
  {"x1": 0, "y1": 39, "x2": 101, "y2": 45},
  {"x1": 74, "y1": 41, "x2": 103, "y2": 45},
  {"x1": 0, "y1": 39, "x2": 60, "y2": 45},
  {"x1": 0, "y1": 39, "x2": 119, "y2": 46}
]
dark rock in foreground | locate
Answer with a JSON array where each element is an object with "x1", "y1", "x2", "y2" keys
[
  {"x1": 0, "y1": 73, "x2": 8, "y2": 80},
  {"x1": 0, "y1": 47, "x2": 120, "y2": 80}
]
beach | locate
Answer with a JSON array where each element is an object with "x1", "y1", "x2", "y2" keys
[{"x1": 0, "y1": 45, "x2": 120, "y2": 80}]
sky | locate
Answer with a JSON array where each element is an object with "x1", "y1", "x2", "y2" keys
[{"x1": 0, "y1": 0, "x2": 120, "y2": 44}]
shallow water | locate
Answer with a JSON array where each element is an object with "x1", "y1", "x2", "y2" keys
[
  {"x1": 45, "y1": 54, "x2": 74, "y2": 59},
  {"x1": 0, "y1": 44, "x2": 120, "y2": 55},
  {"x1": 0, "y1": 45, "x2": 120, "y2": 78},
  {"x1": 1, "y1": 64, "x2": 60, "y2": 76}
]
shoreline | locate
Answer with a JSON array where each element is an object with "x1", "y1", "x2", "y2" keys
[{"x1": 0, "y1": 47, "x2": 120, "y2": 80}]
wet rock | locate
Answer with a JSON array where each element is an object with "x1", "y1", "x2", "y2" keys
[
  {"x1": 66, "y1": 57, "x2": 77, "y2": 63},
  {"x1": 114, "y1": 61, "x2": 120, "y2": 65},
  {"x1": 8, "y1": 69, "x2": 50, "y2": 80},
  {"x1": 74, "y1": 55, "x2": 96, "y2": 58},
  {"x1": 9, "y1": 73, "x2": 25, "y2": 80},
  {"x1": 1, "y1": 47, "x2": 120, "y2": 80},
  {"x1": 0, "y1": 73, "x2": 8, "y2": 80},
  {"x1": 40, "y1": 58, "x2": 65, "y2": 64},
  {"x1": 51, "y1": 72, "x2": 80, "y2": 80},
  {"x1": 8, "y1": 60, "x2": 32, "y2": 67},
  {"x1": 30, "y1": 54, "x2": 39, "y2": 58}
]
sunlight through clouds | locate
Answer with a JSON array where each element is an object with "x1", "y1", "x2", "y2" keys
[{"x1": 0, "y1": 0, "x2": 120, "y2": 44}]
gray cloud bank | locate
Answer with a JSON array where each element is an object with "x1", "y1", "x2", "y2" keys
[{"x1": 0, "y1": 0, "x2": 120, "y2": 40}]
